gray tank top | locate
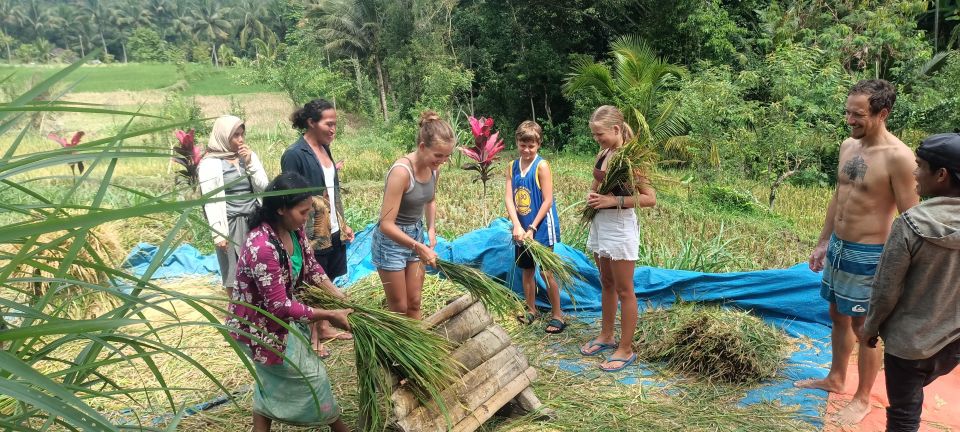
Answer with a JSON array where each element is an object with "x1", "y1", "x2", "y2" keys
[{"x1": 389, "y1": 158, "x2": 436, "y2": 225}]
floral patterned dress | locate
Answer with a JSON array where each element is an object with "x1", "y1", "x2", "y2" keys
[{"x1": 226, "y1": 222, "x2": 340, "y2": 425}]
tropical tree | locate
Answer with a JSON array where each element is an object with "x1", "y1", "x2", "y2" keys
[
  {"x1": 235, "y1": 0, "x2": 272, "y2": 51},
  {"x1": 76, "y1": 0, "x2": 112, "y2": 62},
  {"x1": 54, "y1": 4, "x2": 93, "y2": 58},
  {"x1": 0, "y1": 0, "x2": 22, "y2": 60},
  {"x1": 14, "y1": 0, "x2": 54, "y2": 41},
  {"x1": 306, "y1": 0, "x2": 390, "y2": 121},
  {"x1": 563, "y1": 35, "x2": 690, "y2": 159},
  {"x1": 190, "y1": 0, "x2": 232, "y2": 67}
]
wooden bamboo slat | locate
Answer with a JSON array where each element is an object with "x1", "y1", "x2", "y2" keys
[
  {"x1": 424, "y1": 294, "x2": 476, "y2": 328},
  {"x1": 449, "y1": 368, "x2": 538, "y2": 432},
  {"x1": 431, "y1": 301, "x2": 493, "y2": 344},
  {"x1": 396, "y1": 346, "x2": 530, "y2": 431},
  {"x1": 391, "y1": 326, "x2": 513, "y2": 417}
]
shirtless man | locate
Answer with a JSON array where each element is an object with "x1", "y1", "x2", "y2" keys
[{"x1": 795, "y1": 79, "x2": 919, "y2": 425}]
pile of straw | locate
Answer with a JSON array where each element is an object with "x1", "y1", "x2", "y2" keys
[
  {"x1": 434, "y1": 258, "x2": 523, "y2": 318},
  {"x1": 634, "y1": 302, "x2": 790, "y2": 383},
  {"x1": 520, "y1": 238, "x2": 581, "y2": 305},
  {"x1": 299, "y1": 285, "x2": 458, "y2": 431},
  {"x1": 0, "y1": 225, "x2": 124, "y2": 318},
  {"x1": 581, "y1": 136, "x2": 658, "y2": 222}
]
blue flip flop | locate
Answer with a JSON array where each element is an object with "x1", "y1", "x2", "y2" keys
[
  {"x1": 579, "y1": 339, "x2": 617, "y2": 356},
  {"x1": 600, "y1": 353, "x2": 637, "y2": 372}
]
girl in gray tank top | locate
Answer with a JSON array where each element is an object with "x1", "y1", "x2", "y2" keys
[
  {"x1": 372, "y1": 110, "x2": 455, "y2": 320},
  {"x1": 390, "y1": 156, "x2": 437, "y2": 225}
]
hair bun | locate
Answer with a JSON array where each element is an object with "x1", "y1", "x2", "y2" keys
[{"x1": 419, "y1": 110, "x2": 441, "y2": 127}]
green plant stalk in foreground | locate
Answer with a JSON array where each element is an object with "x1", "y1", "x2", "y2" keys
[
  {"x1": 298, "y1": 285, "x2": 458, "y2": 432},
  {"x1": 1, "y1": 53, "x2": 263, "y2": 431}
]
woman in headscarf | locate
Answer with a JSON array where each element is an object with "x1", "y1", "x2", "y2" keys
[{"x1": 198, "y1": 115, "x2": 269, "y2": 299}]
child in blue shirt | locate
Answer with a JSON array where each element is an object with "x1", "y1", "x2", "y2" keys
[{"x1": 504, "y1": 121, "x2": 565, "y2": 333}]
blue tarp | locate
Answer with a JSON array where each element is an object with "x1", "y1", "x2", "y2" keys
[{"x1": 124, "y1": 218, "x2": 831, "y2": 427}]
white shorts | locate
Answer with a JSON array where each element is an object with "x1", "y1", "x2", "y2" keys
[{"x1": 587, "y1": 208, "x2": 639, "y2": 261}]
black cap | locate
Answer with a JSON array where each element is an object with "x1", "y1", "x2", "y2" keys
[{"x1": 917, "y1": 133, "x2": 960, "y2": 175}]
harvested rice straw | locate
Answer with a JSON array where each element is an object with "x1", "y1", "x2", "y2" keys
[
  {"x1": 634, "y1": 302, "x2": 790, "y2": 383},
  {"x1": 434, "y1": 258, "x2": 523, "y2": 318},
  {"x1": 581, "y1": 136, "x2": 658, "y2": 222},
  {"x1": 299, "y1": 285, "x2": 458, "y2": 431},
  {"x1": 520, "y1": 238, "x2": 581, "y2": 306}
]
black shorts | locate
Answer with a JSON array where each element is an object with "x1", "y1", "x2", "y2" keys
[
  {"x1": 514, "y1": 243, "x2": 552, "y2": 270},
  {"x1": 315, "y1": 231, "x2": 347, "y2": 279}
]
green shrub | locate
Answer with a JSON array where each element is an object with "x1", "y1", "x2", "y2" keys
[{"x1": 700, "y1": 184, "x2": 760, "y2": 213}]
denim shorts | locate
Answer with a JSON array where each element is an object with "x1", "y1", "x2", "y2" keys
[{"x1": 371, "y1": 221, "x2": 424, "y2": 271}]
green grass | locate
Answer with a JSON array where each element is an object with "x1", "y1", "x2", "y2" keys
[{"x1": 0, "y1": 63, "x2": 279, "y2": 95}]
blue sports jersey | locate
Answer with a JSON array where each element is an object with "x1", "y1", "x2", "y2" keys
[{"x1": 511, "y1": 155, "x2": 560, "y2": 246}]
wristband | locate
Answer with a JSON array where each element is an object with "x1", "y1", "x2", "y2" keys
[{"x1": 527, "y1": 226, "x2": 537, "y2": 233}]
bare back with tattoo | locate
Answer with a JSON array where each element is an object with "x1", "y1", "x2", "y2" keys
[{"x1": 833, "y1": 133, "x2": 917, "y2": 244}]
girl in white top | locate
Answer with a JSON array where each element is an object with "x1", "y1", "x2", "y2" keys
[
  {"x1": 578, "y1": 106, "x2": 656, "y2": 373},
  {"x1": 197, "y1": 115, "x2": 269, "y2": 299}
]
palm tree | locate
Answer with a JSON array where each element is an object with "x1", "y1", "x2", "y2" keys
[
  {"x1": 306, "y1": 0, "x2": 390, "y2": 121},
  {"x1": 15, "y1": 0, "x2": 54, "y2": 42},
  {"x1": 236, "y1": 0, "x2": 272, "y2": 51},
  {"x1": 0, "y1": 0, "x2": 20, "y2": 61},
  {"x1": 0, "y1": 30, "x2": 12, "y2": 62},
  {"x1": 77, "y1": 0, "x2": 111, "y2": 61},
  {"x1": 563, "y1": 35, "x2": 689, "y2": 158},
  {"x1": 190, "y1": 0, "x2": 232, "y2": 67},
  {"x1": 108, "y1": 3, "x2": 147, "y2": 63},
  {"x1": 53, "y1": 5, "x2": 92, "y2": 58}
]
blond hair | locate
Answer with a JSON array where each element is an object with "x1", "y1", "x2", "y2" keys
[
  {"x1": 417, "y1": 110, "x2": 455, "y2": 148},
  {"x1": 515, "y1": 120, "x2": 542, "y2": 144},
  {"x1": 590, "y1": 105, "x2": 634, "y2": 143}
]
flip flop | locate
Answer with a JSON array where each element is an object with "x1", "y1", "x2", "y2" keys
[
  {"x1": 516, "y1": 311, "x2": 537, "y2": 325},
  {"x1": 579, "y1": 338, "x2": 617, "y2": 356},
  {"x1": 544, "y1": 318, "x2": 567, "y2": 334},
  {"x1": 600, "y1": 353, "x2": 637, "y2": 372},
  {"x1": 313, "y1": 343, "x2": 331, "y2": 359}
]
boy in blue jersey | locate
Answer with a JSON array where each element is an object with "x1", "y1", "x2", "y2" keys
[{"x1": 504, "y1": 121, "x2": 565, "y2": 333}]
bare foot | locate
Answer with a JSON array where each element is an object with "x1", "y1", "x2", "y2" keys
[
  {"x1": 318, "y1": 330, "x2": 353, "y2": 341},
  {"x1": 794, "y1": 378, "x2": 844, "y2": 393},
  {"x1": 832, "y1": 398, "x2": 872, "y2": 425},
  {"x1": 312, "y1": 342, "x2": 330, "y2": 359}
]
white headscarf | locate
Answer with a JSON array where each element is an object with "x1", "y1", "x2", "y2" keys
[{"x1": 203, "y1": 115, "x2": 244, "y2": 160}]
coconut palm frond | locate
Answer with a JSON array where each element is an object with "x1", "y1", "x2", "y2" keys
[{"x1": 563, "y1": 58, "x2": 616, "y2": 99}]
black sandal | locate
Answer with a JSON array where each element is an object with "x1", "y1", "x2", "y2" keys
[
  {"x1": 544, "y1": 318, "x2": 567, "y2": 334},
  {"x1": 516, "y1": 311, "x2": 537, "y2": 325}
]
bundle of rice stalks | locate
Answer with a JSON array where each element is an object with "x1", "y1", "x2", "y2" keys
[
  {"x1": 299, "y1": 285, "x2": 458, "y2": 431},
  {"x1": 634, "y1": 302, "x2": 790, "y2": 383},
  {"x1": 434, "y1": 258, "x2": 523, "y2": 318},
  {"x1": 581, "y1": 136, "x2": 658, "y2": 222},
  {"x1": 520, "y1": 238, "x2": 581, "y2": 306}
]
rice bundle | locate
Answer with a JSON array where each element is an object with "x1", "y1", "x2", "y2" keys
[
  {"x1": 520, "y1": 238, "x2": 581, "y2": 306},
  {"x1": 581, "y1": 136, "x2": 658, "y2": 222},
  {"x1": 634, "y1": 302, "x2": 790, "y2": 383},
  {"x1": 299, "y1": 285, "x2": 458, "y2": 431},
  {"x1": 434, "y1": 258, "x2": 523, "y2": 318}
]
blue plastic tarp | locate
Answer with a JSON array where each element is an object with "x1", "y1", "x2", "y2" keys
[{"x1": 124, "y1": 218, "x2": 832, "y2": 427}]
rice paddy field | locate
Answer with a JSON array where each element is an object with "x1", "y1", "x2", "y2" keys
[{"x1": 0, "y1": 63, "x2": 835, "y2": 431}]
